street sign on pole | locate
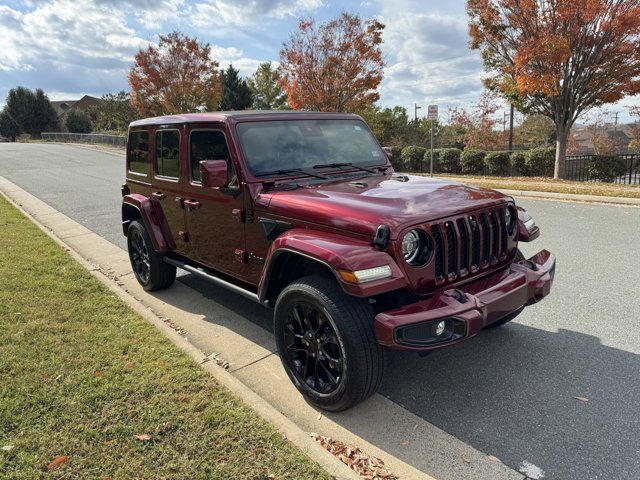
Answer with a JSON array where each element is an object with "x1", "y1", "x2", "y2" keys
[
  {"x1": 427, "y1": 104, "x2": 438, "y2": 121},
  {"x1": 428, "y1": 105, "x2": 438, "y2": 175}
]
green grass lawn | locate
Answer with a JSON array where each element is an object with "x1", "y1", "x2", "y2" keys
[
  {"x1": 421, "y1": 173, "x2": 640, "y2": 199},
  {"x1": 0, "y1": 195, "x2": 329, "y2": 480}
]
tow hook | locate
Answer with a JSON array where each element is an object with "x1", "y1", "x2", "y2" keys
[
  {"x1": 453, "y1": 289, "x2": 468, "y2": 303},
  {"x1": 524, "y1": 260, "x2": 538, "y2": 271}
]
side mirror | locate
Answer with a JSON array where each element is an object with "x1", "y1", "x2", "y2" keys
[
  {"x1": 382, "y1": 147, "x2": 393, "y2": 161},
  {"x1": 200, "y1": 160, "x2": 228, "y2": 188}
]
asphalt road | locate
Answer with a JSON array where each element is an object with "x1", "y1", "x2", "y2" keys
[{"x1": 1, "y1": 143, "x2": 639, "y2": 479}]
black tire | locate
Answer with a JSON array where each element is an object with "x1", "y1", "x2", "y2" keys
[
  {"x1": 274, "y1": 274, "x2": 384, "y2": 411},
  {"x1": 484, "y1": 249, "x2": 526, "y2": 329},
  {"x1": 127, "y1": 219, "x2": 176, "y2": 291}
]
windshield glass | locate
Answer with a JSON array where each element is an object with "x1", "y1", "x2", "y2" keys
[{"x1": 236, "y1": 119, "x2": 386, "y2": 176}]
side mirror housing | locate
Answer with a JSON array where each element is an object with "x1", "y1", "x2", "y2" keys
[
  {"x1": 200, "y1": 160, "x2": 228, "y2": 188},
  {"x1": 382, "y1": 147, "x2": 393, "y2": 161}
]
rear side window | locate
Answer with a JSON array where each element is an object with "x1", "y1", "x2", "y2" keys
[
  {"x1": 155, "y1": 130, "x2": 180, "y2": 179},
  {"x1": 128, "y1": 131, "x2": 149, "y2": 175},
  {"x1": 190, "y1": 130, "x2": 231, "y2": 183}
]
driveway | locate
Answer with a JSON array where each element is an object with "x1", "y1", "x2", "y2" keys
[{"x1": 1, "y1": 143, "x2": 639, "y2": 480}]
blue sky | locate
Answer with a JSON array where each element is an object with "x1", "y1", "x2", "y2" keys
[{"x1": 0, "y1": 0, "x2": 637, "y2": 123}]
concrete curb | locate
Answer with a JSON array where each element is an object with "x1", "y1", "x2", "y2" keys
[{"x1": 0, "y1": 179, "x2": 362, "y2": 480}]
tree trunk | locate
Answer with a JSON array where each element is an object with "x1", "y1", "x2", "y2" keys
[{"x1": 554, "y1": 124, "x2": 570, "y2": 179}]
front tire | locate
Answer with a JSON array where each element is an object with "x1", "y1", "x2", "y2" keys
[
  {"x1": 127, "y1": 220, "x2": 176, "y2": 291},
  {"x1": 274, "y1": 275, "x2": 384, "y2": 411}
]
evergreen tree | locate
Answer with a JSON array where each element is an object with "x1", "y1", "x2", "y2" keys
[
  {"x1": 31, "y1": 89, "x2": 59, "y2": 135},
  {"x1": 5, "y1": 87, "x2": 35, "y2": 134},
  {"x1": 65, "y1": 109, "x2": 92, "y2": 133},
  {"x1": 219, "y1": 64, "x2": 252, "y2": 111},
  {"x1": 247, "y1": 62, "x2": 288, "y2": 110},
  {"x1": 0, "y1": 110, "x2": 21, "y2": 141}
]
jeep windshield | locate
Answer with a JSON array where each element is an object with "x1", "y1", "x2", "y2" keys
[{"x1": 235, "y1": 119, "x2": 387, "y2": 177}]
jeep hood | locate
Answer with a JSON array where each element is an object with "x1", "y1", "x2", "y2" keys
[{"x1": 262, "y1": 174, "x2": 510, "y2": 239}]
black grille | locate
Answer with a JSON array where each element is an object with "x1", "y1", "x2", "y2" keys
[
  {"x1": 456, "y1": 218, "x2": 469, "y2": 274},
  {"x1": 469, "y1": 216, "x2": 480, "y2": 269},
  {"x1": 489, "y1": 210, "x2": 499, "y2": 261},
  {"x1": 431, "y1": 225, "x2": 445, "y2": 282},
  {"x1": 428, "y1": 207, "x2": 509, "y2": 283},
  {"x1": 444, "y1": 222, "x2": 457, "y2": 277},
  {"x1": 479, "y1": 213, "x2": 490, "y2": 265}
]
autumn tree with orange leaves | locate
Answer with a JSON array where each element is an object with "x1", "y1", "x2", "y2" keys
[
  {"x1": 467, "y1": 0, "x2": 640, "y2": 178},
  {"x1": 129, "y1": 31, "x2": 221, "y2": 117},
  {"x1": 279, "y1": 13, "x2": 385, "y2": 112}
]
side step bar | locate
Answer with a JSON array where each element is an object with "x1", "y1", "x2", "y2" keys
[{"x1": 163, "y1": 257, "x2": 260, "y2": 303}]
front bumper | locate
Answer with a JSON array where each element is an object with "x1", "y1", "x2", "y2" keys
[{"x1": 374, "y1": 249, "x2": 556, "y2": 350}]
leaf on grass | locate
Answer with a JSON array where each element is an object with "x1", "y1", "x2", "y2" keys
[
  {"x1": 180, "y1": 396, "x2": 189, "y2": 403},
  {"x1": 135, "y1": 434, "x2": 151, "y2": 441},
  {"x1": 47, "y1": 455, "x2": 69, "y2": 470},
  {"x1": 124, "y1": 362, "x2": 134, "y2": 370},
  {"x1": 2, "y1": 445, "x2": 14, "y2": 452},
  {"x1": 92, "y1": 370, "x2": 103, "y2": 377},
  {"x1": 574, "y1": 396, "x2": 588, "y2": 403}
]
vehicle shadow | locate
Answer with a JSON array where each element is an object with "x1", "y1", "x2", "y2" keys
[{"x1": 164, "y1": 274, "x2": 639, "y2": 480}]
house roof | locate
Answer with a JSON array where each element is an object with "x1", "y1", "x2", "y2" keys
[{"x1": 50, "y1": 95, "x2": 101, "y2": 116}]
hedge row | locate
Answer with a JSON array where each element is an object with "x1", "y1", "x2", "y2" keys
[{"x1": 393, "y1": 146, "x2": 556, "y2": 177}]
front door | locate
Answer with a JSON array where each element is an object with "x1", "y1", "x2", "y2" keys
[
  {"x1": 183, "y1": 127, "x2": 247, "y2": 279},
  {"x1": 151, "y1": 127, "x2": 189, "y2": 254}
]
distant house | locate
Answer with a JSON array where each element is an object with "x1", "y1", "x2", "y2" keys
[
  {"x1": 50, "y1": 95, "x2": 101, "y2": 132},
  {"x1": 569, "y1": 123, "x2": 635, "y2": 155}
]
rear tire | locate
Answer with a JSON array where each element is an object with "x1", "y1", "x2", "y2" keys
[
  {"x1": 274, "y1": 275, "x2": 384, "y2": 411},
  {"x1": 127, "y1": 220, "x2": 176, "y2": 291}
]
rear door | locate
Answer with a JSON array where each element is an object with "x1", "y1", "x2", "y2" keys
[
  {"x1": 183, "y1": 126, "x2": 247, "y2": 278},
  {"x1": 150, "y1": 127, "x2": 189, "y2": 254}
]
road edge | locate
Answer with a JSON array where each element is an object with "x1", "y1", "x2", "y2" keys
[{"x1": 0, "y1": 178, "x2": 363, "y2": 480}]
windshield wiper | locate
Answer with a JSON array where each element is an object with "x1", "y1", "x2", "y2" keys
[
  {"x1": 254, "y1": 168, "x2": 327, "y2": 180},
  {"x1": 312, "y1": 162, "x2": 377, "y2": 174}
]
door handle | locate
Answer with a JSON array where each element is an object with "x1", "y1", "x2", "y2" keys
[
  {"x1": 151, "y1": 191, "x2": 166, "y2": 200},
  {"x1": 183, "y1": 199, "x2": 201, "y2": 211}
]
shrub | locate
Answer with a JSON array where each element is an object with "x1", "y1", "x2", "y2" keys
[
  {"x1": 585, "y1": 155, "x2": 627, "y2": 182},
  {"x1": 526, "y1": 147, "x2": 555, "y2": 176},
  {"x1": 65, "y1": 108, "x2": 92, "y2": 134},
  {"x1": 484, "y1": 151, "x2": 511, "y2": 175},
  {"x1": 436, "y1": 148, "x2": 462, "y2": 173},
  {"x1": 401, "y1": 146, "x2": 426, "y2": 171},
  {"x1": 423, "y1": 149, "x2": 443, "y2": 172},
  {"x1": 390, "y1": 146, "x2": 403, "y2": 170},
  {"x1": 510, "y1": 151, "x2": 529, "y2": 176},
  {"x1": 460, "y1": 149, "x2": 486, "y2": 174}
]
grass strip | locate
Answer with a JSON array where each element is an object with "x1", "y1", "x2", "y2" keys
[
  {"x1": 419, "y1": 174, "x2": 640, "y2": 199},
  {"x1": 0, "y1": 195, "x2": 329, "y2": 479}
]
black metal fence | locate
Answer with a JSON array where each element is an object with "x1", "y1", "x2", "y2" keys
[
  {"x1": 565, "y1": 154, "x2": 639, "y2": 185},
  {"x1": 41, "y1": 132, "x2": 126, "y2": 148}
]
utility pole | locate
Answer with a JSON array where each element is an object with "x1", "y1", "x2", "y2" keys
[
  {"x1": 613, "y1": 112, "x2": 619, "y2": 132},
  {"x1": 414, "y1": 103, "x2": 421, "y2": 123}
]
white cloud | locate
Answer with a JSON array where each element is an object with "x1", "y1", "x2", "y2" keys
[
  {"x1": 210, "y1": 45, "x2": 275, "y2": 77},
  {"x1": 192, "y1": 0, "x2": 323, "y2": 28}
]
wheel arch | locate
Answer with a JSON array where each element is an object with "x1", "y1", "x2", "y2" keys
[
  {"x1": 258, "y1": 228, "x2": 407, "y2": 305},
  {"x1": 122, "y1": 194, "x2": 175, "y2": 252}
]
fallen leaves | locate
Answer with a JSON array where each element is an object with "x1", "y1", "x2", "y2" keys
[
  {"x1": 487, "y1": 455, "x2": 501, "y2": 463},
  {"x1": 92, "y1": 370, "x2": 103, "y2": 377},
  {"x1": 573, "y1": 396, "x2": 589, "y2": 403},
  {"x1": 201, "y1": 352, "x2": 230, "y2": 370},
  {"x1": 2, "y1": 445, "x2": 14, "y2": 452},
  {"x1": 310, "y1": 433, "x2": 398, "y2": 479},
  {"x1": 47, "y1": 455, "x2": 69, "y2": 470},
  {"x1": 135, "y1": 434, "x2": 151, "y2": 442}
]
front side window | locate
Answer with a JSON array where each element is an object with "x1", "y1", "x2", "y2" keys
[
  {"x1": 236, "y1": 119, "x2": 385, "y2": 176},
  {"x1": 190, "y1": 130, "x2": 234, "y2": 184},
  {"x1": 155, "y1": 130, "x2": 180, "y2": 179},
  {"x1": 128, "y1": 131, "x2": 149, "y2": 175}
]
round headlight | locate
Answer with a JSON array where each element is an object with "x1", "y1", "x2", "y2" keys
[
  {"x1": 402, "y1": 229, "x2": 433, "y2": 266},
  {"x1": 402, "y1": 230, "x2": 420, "y2": 263},
  {"x1": 506, "y1": 206, "x2": 517, "y2": 236}
]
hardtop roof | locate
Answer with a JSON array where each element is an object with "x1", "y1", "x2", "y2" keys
[{"x1": 129, "y1": 110, "x2": 361, "y2": 128}]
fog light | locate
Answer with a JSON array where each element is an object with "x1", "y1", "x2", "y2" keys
[{"x1": 435, "y1": 320, "x2": 446, "y2": 336}]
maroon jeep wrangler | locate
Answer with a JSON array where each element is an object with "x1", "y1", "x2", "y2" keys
[{"x1": 121, "y1": 111, "x2": 555, "y2": 411}]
